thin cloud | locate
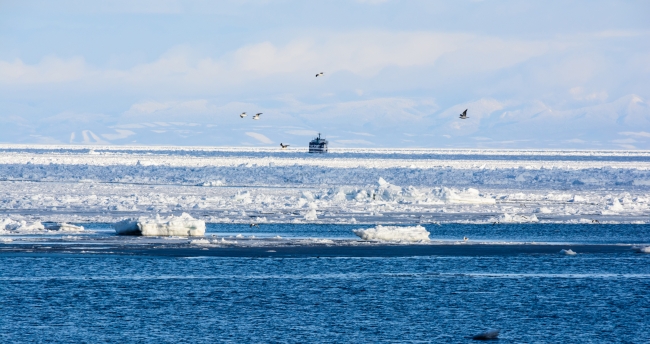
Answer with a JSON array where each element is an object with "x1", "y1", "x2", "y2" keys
[{"x1": 245, "y1": 132, "x2": 273, "y2": 144}]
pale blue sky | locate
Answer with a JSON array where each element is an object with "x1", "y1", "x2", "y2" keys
[{"x1": 1, "y1": 0, "x2": 649, "y2": 148}]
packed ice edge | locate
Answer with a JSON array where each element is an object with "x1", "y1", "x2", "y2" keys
[{"x1": 1, "y1": 146, "x2": 650, "y2": 229}]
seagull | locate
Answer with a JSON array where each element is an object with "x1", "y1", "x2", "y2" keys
[
  {"x1": 280, "y1": 143, "x2": 290, "y2": 149},
  {"x1": 252, "y1": 113, "x2": 262, "y2": 120},
  {"x1": 459, "y1": 109, "x2": 469, "y2": 119},
  {"x1": 249, "y1": 223, "x2": 259, "y2": 228},
  {"x1": 315, "y1": 72, "x2": 324, "y2": 77},
  {"x1": 240, "y1": 112, "x2": 247, "y2": 118},
  {"x1": 463, "y1": 236, "x2": 469, "y2": 242}
]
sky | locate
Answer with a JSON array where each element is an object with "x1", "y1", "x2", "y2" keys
[{"x1": 1, "y1": 0, "x2": 649, "y2": 149}]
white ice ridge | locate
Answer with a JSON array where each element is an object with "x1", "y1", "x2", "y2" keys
[
  {"x1": 560, "y1": 249, "x2": 577, "y2": 255},
  {"x1": 113, "y1": 213, "x2": 205, "y2": 236},
  {"x1": 353, "y1": 225, "x2": 430, "y2": 242}
]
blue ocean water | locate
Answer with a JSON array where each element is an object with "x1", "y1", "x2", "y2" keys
[
  {"x1": 1, "y1": 224, "x2": 649, "y2": 343},
  {"x1": 205, "y1": 223, "x2": 650, "y2": 244},
  {"x1": 74, "y1": 222, "x2": 650, "y2": 244}
]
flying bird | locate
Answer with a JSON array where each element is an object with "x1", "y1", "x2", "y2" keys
[
  {"x1": 280, "y1": 143, "x2": 290, "y2": 149},
  {"x1": 459, "y1": 109, "x2": 469, "y2": 119},
  {"x1": 240, "y1": 112, "x2": 247, "y2": 118},
  {"x1": 252, "y1": 113, "x2": 262, "y2": 120},
  {"x1": 463, "y1": 236, "x2": 469, "y2": 242},
  {"x1": 315, "y1": 72, "x2": 324, "y2": 77}
]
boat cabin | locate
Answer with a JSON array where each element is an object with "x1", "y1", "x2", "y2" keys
[{"x1": 308, "y1": 133, "x2": 328, "y2": 153}]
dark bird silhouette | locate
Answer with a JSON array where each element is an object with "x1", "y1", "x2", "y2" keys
[
  {"x1": 239, "y1": 112, "x2": 247, "y2": 118},
  {"x1": 280, "y1": 143, "x2": 290, "y2": 149},
  {"x1": 252, "y1": 113, "x2": 262, "y2": 120},
  {"x1": 249, "y1": 223, "x2": 259, "y2": 228},
  {"x1": 315, "y1": 72, "x2": 324, "y2": 77},
  {"x1": 459, "y1": 109, "x2": 469, "y2": 119}
]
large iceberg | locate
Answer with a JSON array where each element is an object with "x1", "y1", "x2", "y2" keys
[
  {"x1": 113, "y1": 213, "x2": 205, "y2": 236},
  {"x1": 353, "y1": 225, "x2": 430, "y2": 242}
]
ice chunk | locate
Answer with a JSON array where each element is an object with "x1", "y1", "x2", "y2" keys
[
  {"x1": 570, "y1": 195, "x2": 586, "y2": 202},
  {"x1": 44, "y1": 223, "x2": 84, "y2": 231},
  {"x1": 437, "y1": 187, "x2": 495, "y2": 204},
  {"x1": 492, "y1": 213, "x2": 539, "y2": 223},
  {"x1": 233, "y1": 191, "x2": 252, "y2": 204},
  {"x1": 559, "y1": 249, "x2": 577, "y2": 255},
  {"x1": 113, "y1": 219, "x2": 140, "y2": 235},
  {"x1": 1, "y1": 219, "x2": 46, "y2": 232},
  {"x1": 304, "y1": 209, "x2": 318, "y2": 221},
  {"x1": 189, "y1": 239, "x2": 211, "y2": 245},
  {"x1": 197, "y1": 180, "x2": 224, "y2": 187},
  {"x1": 301, "y1": 191, "x2": 315, "y2": 201},
  {"x1": 606, "y1": 199, "x2": 624, "y2": 212},
  {"x1": 632, "y1": 246, "x2": 650, "y2": 253},
  {"x1": 353, "y1": 225, "x2": 430, "y2": 242},
  {"x1": 533, "y1": 207, "x2": 552, "y2": 214},
  {"x1": 114, "y1": 213, "x2": 205, "y2": 236}
]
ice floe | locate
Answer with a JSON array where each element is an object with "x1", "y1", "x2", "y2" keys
[
  {"x1": 304, "y1": 208, "x2": 318, "y2": 221},
  {"x1": 44, "y1": 223, "x2": 84, "y2": 231},
  {"x1": 436, "y1": 187, "x2": 496, "y2": 204},
  {"x1": 632, "y1": 246, "x2": 650, "y2": 253},
  {"x1": 1, "y1": 218, "x2": 45, "y2": 232},
  {"x1": 113, "y1": 213, "x2": 205, "y2": 236},
  {"x1": 353, "y1": 225, "x2": 430, "y2": 242},
  {"x1": 560, "y1": 249, "x2": 577, "y2": 255},
  {"x1": 1, "y1": 218, "x2": 85, "y2": 233},
  {"x1": 491, "y1": 213, "x2": 539, "y2": 223}
]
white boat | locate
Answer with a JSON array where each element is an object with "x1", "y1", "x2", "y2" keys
[{"x1": 308, "y1": 133, "x2": 328, "y2": 153}]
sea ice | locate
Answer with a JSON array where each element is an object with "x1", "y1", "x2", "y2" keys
[
  {"x1": 353, "y1": 225, "x2": 430, "y2": 242},
  {"x1": 189, "y1": 239, "x2": 211, "y2": 245},
  {"x1": 632, "y1": 246, "x2": 650, "y2": 253},
  {"x1": 437, "y1": 187, "x2": 495, "y2": 204},
  {"x1": 492, "y1": 213, "x2": 539, "y2": 223},
  {"x1": 44, "y1": 223, "x2": 84, "y2": 231},
  {"x1": 559, "y1": 249, "x2": 577, "y2": 255},
  {"x1": 607, "y1": 199, "x2": 625, "y2": 211},
  {"x1": 113, "y1": 213, "x2": 205, "y2": 236},
  {"x1": 1, "y1": 218, "x2": 45, "y2": 232},
  {"x1": 304, "y1": 208, "x2": 318, "y2": 221}
]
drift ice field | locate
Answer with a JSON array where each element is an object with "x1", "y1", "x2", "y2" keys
[{"x1": 1, "y1": 145, "x2": 650, "y2": 227}]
